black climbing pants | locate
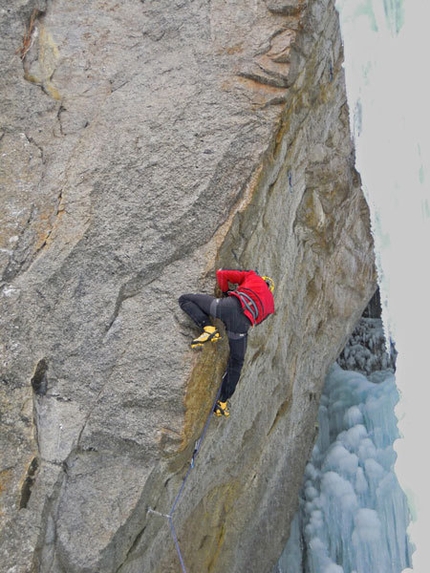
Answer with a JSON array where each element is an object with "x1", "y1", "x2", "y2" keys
[{"x1": 178, "y1": 294, "x2": 251, "y2": 401}]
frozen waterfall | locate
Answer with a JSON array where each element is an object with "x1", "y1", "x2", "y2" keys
[{"x1": 276, "y1": 317, "x2": 412, "y2": 573}]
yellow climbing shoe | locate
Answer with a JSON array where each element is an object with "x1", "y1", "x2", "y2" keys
[
  {"x1": 214, "y1": 400, "x2": 230, "y2": 417},
  {"x1": 190, "y1": 326, "x2": 221, "y2": 348}
]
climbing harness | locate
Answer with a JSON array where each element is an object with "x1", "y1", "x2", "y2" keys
[
  {"x1": 147, "y1": 384, "x2": 222, "y2": 572},
  {"x1": 235, "y1": 290, "x2": 259, "y2": 323}
]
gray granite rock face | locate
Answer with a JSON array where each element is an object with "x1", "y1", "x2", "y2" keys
[{"x1": 0, "y1": 1, "x2": 376, "y2": 572}]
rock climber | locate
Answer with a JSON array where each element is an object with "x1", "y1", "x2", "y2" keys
[{"x1": 178, "y1": 269, "x2": 275, "y2": 417}]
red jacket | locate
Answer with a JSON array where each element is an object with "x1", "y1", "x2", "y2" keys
[{"x1": 216, "y1": 269, "x2": 275, "y2": 326}]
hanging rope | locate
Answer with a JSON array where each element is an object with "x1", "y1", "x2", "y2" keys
[{"x1": 147, "y1": 383, "x2": 222, "y2": 572}]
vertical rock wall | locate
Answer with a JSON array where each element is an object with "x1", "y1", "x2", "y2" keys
[{"x1": 0, "y1": 1, "x2": 376, "y2": 572}]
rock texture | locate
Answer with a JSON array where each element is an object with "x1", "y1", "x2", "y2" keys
[{"x1": 0, "y1": 1, "x2": 376, "y2": 572}]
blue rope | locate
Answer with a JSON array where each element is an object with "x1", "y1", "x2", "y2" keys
[
  {"x1": 148, "y1": 383, "x2": 223, "y2": 572},
  {"x1": 168, "y1": 516, "x2": 188, "y2": 573}
]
